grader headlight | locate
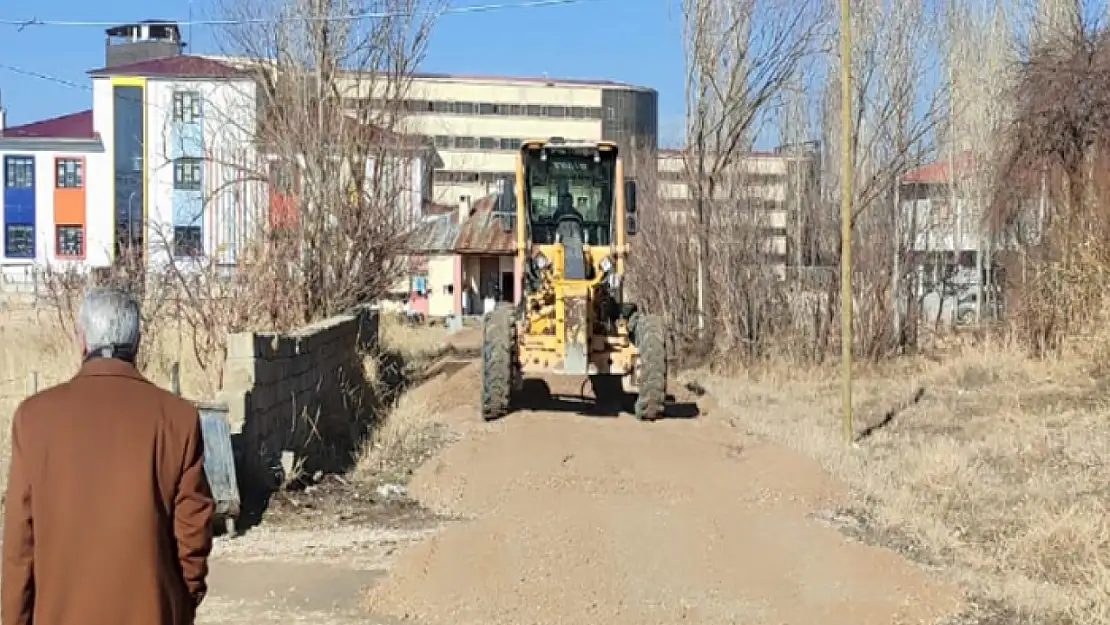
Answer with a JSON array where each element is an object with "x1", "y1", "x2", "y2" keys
[{"x1": 533, "y1": 252, "x2": 550, "y2": 270}]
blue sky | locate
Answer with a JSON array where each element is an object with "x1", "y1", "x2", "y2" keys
[{"x1": 0, "y1": 0, "x2": 688, "y2": 144}]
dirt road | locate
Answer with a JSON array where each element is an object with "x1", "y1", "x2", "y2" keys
[
  {"x1": 199, "y1": 362, "x2": 963, "y2": 625},
  {"x1": 200, "y1": 523, "x2": 430, "y2": 625}
]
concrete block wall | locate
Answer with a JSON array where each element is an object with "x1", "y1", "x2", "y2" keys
[{"x1": 219, "y1": 305, "x2": 380, "y2": 491}]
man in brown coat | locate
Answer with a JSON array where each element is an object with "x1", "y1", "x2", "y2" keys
[{"x1": 2, "y1": 286, "x2": 215, "y2": 625}]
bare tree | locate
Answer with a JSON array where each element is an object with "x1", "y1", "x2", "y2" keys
[
  {"x1": 208, "y1": 0, "x2": 444, "y2": 320},
  {"x1": 681, "y1": 0, "x2": 827, "y2": 341},
  {"x1": 46, "y1": 0, "x2": 451, "y2": 390},
  {"x1": 992, "y1": 12, "x2": 1110, "y2": 352},
  {"x1": 809, "y1": 0, "x2": 948, "y2": 356},
  {"x1": 945, "y1": 0, "x2": 1017, "y2": 325}
]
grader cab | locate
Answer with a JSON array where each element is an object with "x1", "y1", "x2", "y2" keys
[{"x1": 480, "y1": 138, "x2": 667, "y2": 421}]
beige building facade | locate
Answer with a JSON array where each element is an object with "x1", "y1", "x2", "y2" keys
[
  {"x1": 656, "y1": 147, "x2": 820, "y2": 273},
  {"x1": 200, "y1": 57, "x2": 658, "y2": 205},
  {"x1": 373, "y1": 73, "x2": 658, "y2": 204}
]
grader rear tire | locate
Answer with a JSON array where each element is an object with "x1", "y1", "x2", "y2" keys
[
  {"x1": 633, "y1": 314, "x2": 667, "y2": 421},
  {"x1": 481, "y1": 305, "x2": 516, "y2": 421}
]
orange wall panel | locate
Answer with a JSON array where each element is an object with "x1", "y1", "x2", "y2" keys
[
  {"x1": 53, "y1": 157, "x2": 86, "y2": 259},
  {"x1": 53, "y1": 156, "x2": 86, "y2": 227},
  {"x1": 54, "y1": 188, "x2": 85, "y2": 226}
]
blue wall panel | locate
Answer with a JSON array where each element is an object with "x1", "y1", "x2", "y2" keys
[
  {"x1": 3, "y1": 154, "x2": 36, "y2": 258},
  {"x1": 3, "y1": 155, "x2": 35, "y2": 223},
  {"x1": 170, "y1": 122, "x2": 203, "y2": 159},
  {"x1": 172, "y1": 191, "x2": 203, "y2": 227}
]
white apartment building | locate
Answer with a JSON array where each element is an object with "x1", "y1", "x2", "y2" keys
[{"x1": 0, "y1": 23, "x2": 437, "y2": 283}]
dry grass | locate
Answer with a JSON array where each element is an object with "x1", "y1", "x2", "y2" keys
[
  {"x1": 377, "y1": 318, "x2": 470, "y2": 369},
  {"x1": 0, "y1": 299, "x2": 215, "y2": 492},
  {"x1": 354, "y1": 318, "x2": 480, "y2": 485},
  {"x1": 704, "y1": 338, "x2": 1110, "y2": 624}
]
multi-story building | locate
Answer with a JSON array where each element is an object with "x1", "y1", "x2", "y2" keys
[
  {"x1": 0, "y1": 21, "x2": 436, "y2": 281},
  {"x1": 899, "y1": 154, "x2": 1009, "y2": 324},
  {"x1": 655, "y1": 146, "x2": 820, "y2": 273},
  {"x1": 0, "y1": 110, "x2": 106, "y2": 278},
  {"x1": 336, "y1": 73, "x2": 658, "y2": 205},
  {"x1": 0, "y1": 52, "x2": 259, "y2": 276},
  {"x1": 202, "y1": 59, "x2": 659, "y2": 207}
]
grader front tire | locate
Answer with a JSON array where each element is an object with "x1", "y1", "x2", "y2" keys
[
  {"x1": 481, "y1": 306, "x2": 516, "y2": 421},
  {"x1": 633, "y1": 314, "x2": 667, "y2": 421}
]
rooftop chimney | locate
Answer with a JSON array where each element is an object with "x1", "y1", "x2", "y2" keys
[
  {"x1": 104, "y1": 20, "x2": 185, "y2": 68},
  {"x1": 459, "y1": 195, "x2": 472, "y2": 224}
]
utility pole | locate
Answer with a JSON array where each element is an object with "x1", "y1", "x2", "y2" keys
[
  {"x1": 893, "y1": 180, "x2": 901, "y2": 340},
  {"x1": 839, "y1": 0, "x2": 853, "y2": 446}
]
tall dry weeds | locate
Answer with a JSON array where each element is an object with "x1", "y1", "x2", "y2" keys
[{"x1": 992, "y1": 17, "x2": 1110, "y2": 355}]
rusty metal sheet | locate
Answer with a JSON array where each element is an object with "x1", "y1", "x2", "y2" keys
[
  {"x1": 407, "y1": 214, "x2": 460, "y2": 253},
  {"x1": 455, "y1": 196, "x2": 515, "y2": 254},
  {"x1": 408, "y1": 193, "x2": 516, "y2": 256}
]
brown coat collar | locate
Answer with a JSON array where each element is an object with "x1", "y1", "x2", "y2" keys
[{"x1": 74, "y1": 357, "x2": 149, "y2": 383}]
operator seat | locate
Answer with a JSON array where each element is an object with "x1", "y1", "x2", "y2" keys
[{"x1": 553, "y1": 191, "x2": 579, "y2": 222}]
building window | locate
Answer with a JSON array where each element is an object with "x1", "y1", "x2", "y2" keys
[
  {"x1": 173, "y1": 91, "x2": 202, "y2": 123},
  {"x1": 174, "y1": 158, "x2": 203, "y2": 190},
  {"x1": 4, "y1": 156, "x2": 33, "y2": 188},
  {"x1": 56, "y1": 159, "x2": 83, "y2": 189},
  {"x1": 378, "y1": 99, "x2": 608, "y2": 119},
  {"x1": 113, "y1": 84, "x2": 145, "y2": 258},
  {"x1": 429, "y1": 135, "x2": 576, "y2": 152},
  {"x1": 391, "y1": 99, "x2": 603, "y2": 119},
  {"x1": 174, "y1": 226, "x2": 203, "y2": 257},
  {"x1": 433, "y1": 170, "x2": 513, "y2": 184},
  {"x1": 56, "y1": 225, "x2": 84, "y2": 257},
  {"x1": 4, "y1": 224, "x2": 33, "y2": 258}
]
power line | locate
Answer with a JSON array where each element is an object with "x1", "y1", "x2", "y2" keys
[
  {"x1": 0, "y1": 63, "x2": 90, "y2": 91},
  {"x1": 0, "y1": 62, "x2": 196, "y2": 118},
  {"x1": 0, "y1": 0, "x2": 606, "y2": 29},
  {"x1": 0, "y1": 0, "x2": 615, "y2": 118}
]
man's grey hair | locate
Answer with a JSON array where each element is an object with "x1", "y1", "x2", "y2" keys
[{"x1": 77, "y1": 287, "x2": 142, "y2": 353}]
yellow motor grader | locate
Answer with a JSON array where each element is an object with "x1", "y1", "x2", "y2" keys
[{"x1": 480, "y1": 137, "x2": 667, "y2": 421}]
